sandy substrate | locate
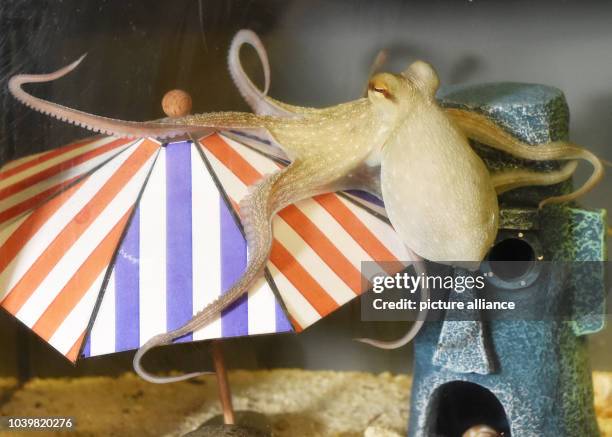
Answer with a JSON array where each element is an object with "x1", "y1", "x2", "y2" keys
[{"x1": 0, "y1": 370, "x2": 610, "y2": 436}]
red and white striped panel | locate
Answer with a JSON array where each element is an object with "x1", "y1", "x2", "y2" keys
[
  {"x1": 0, "y1": 138, "x2": 160, "y2": 361},
  {"x1": 0, "y1": 136, "x2": 136, "y2": 226},
  {"x1": 199, "y1": 134, "x2": 409, "y2": 331}
]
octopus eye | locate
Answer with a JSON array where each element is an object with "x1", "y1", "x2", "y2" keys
[{"x1": 368, "y1": 80, "x2": 392, "y2": 99}]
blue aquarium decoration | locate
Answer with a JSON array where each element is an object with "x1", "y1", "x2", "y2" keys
[{"x1": 407, "y1": 83, "x2": 607, "y2": 436}]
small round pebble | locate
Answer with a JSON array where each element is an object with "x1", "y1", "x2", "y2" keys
[{"x1": 162, "y1": 89, "x2": 192, "y2": 117}]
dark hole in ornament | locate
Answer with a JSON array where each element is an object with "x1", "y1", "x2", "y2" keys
[
  {"x1": 431, "y1": 381, "x2": 510, "y2": 437},
  {"x1": 486, "y1": 238, "x2": 535, "y2": 281}
]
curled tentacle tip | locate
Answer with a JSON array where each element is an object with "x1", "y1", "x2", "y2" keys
[
  {"x1": 354, "y1": 337, "x2": 375, "y2": 347},
  {"x1": 66, "y1": 53, "x2": 88, "y2": 71},
  {"x1": 236, "y1": 28, "x2": 257, "y2": 38},
  {"x1": 537, "y1": 199, "x2": 557, "y2": 209},
  {"x1": 134, "y1": 370, "x2": 213, "y2": 385},
  {"x1": 132, "y1": 333, "x2": 219, "y2": 384},
  {"x1": 353, "y1": 320, "x2": 425, "y2": 350},
  {"x1": 353, "y1": 337, "x2": 402, "y2": 350}
]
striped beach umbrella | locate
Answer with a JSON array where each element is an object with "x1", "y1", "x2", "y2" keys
[{"x1": 0, "y1": 130, "x2": 409, "y2": 363}]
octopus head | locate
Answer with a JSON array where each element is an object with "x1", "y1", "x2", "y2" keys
[
  {"x1": 401, "y1": 60, "x2": 440, "y2": 99},
  {"x1": 368, "y1": 60, "x2": 440, "y2": 119}
]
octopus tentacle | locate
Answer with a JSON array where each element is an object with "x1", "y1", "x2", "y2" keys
[
  {"x1": 355, "y1": 248, "x2": 429, "y2": 349},
  {"x1": 134, "y1": 161, "x2": 322, "y2": 383},
  {"x1": 8, "y1": 56, "x2": 272, "y2": 139},
  {"x1": 227, "y1": 30, "x2": 302, "y2": 161},
  {"x1": 597, "y1": 159, "x2": 612, "y2": 236},
  {"x1": 228, "y1": 30, "x2": 343, "y2": 118},
  {"x1": 445, "y1": 108, "x2": 604, "y2": 207},
  {"x1": 491, "y1": 160, "x2": 578, "y2": 194},
  {"x1": 228, "y1": 29, "x2": 295, "y2": 117}
]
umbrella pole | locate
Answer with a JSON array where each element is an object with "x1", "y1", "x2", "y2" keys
[
  {"x1": 160, "y1": 90, "x2": 236, "y2": 426},
  {"x1": 211, "y1": 340, "x2": 235, "y2": 425}
]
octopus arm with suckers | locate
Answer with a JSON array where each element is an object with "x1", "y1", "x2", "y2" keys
[{"x1": 7, "y1": 30, "x2": 606, "y2": 383}]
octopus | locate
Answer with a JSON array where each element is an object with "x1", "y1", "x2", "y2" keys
[{"x1": 7, "y1": 30, "x2": 606, "y2": 383}]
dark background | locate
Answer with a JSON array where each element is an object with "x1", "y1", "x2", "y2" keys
[{"x1": 0, "y1": 0, "x2": 610, "y2": 380}]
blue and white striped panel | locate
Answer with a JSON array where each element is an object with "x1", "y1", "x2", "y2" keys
[{"x1": 82, "y1": 140, "x2": 292, "y2": 358}]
